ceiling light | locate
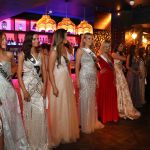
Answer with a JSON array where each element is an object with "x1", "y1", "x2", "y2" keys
[{"x1": 129, "y1": 0, "x2": 135, "y2": 6}]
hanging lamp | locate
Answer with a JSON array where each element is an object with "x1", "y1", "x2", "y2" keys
[
  {"x1": 36, "y1": 12, "x2": 56, "y2": 32},
  {"x1": 77, "y1": 8, "x2": 93, "y2": 35},
  {"x1": 57, "y1": 2, "x2": 76, "y2": 34}
]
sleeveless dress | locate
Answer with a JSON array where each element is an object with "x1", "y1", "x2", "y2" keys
[
  {"x1": 127, "y1": 57, "x2": 141, "y2": 108},
  {"x1": 22, "y1": 54, "x2": 48, "y2": 149},
  {"x1": 97, "y1": 55, "x2": 119, "y2": 123},
  {"x1": 0, "y1": 61, "x2": 28, "y2": 150},
  {"x1": 48, "y1": 48, "x2": 79, "y2": 148},
  {"x1": 79, "y1": 49, "x2": 101, "y2": 133},
  {"x1": 114, "y1": 59, "x2": 141, "y2": 119},
  {"x1": 139, "y1": 58, "x2": 146, "y2": 104}
]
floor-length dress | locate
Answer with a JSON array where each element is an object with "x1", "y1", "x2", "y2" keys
[
  {"x1": 0, "y1": 61, "x2": 28, "y2": 150},
  {"x1": 79, "y1": 48, "x2": 101, "y2": 133},
  {"x1": 48, "y1": 49, "x2": 79, "y2": 147},
  {"x1": 127, "y1": 57, "x2": 141, "y2": 108},
  {"x1": 139, "y1": 58, "x2": 146, "y2": 104},
  {"x1": 114, "y1": 59, "x2": 141, "y2": 119},
  {"x1": 22, "y1": 54, "x2": 48, "y2": 149},
  {"x1": 97, "y1": 55, "x2": 118, "y2": 123},
  {"x1": 146, "y1": 55, "x2": 150, "y2": 102}
]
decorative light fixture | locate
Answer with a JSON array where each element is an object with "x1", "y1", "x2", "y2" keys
[
  {"x1": 36, "y1": 13, "x2": 56, "y2": 32},
  {"x1": 57, "y1": 2, "x2": 76, "y2": 34},
  {"x1": 131, "y1": 32, "x2": 137, "y2": 39},
  {"x1": 77, "y1": 20, "x2": 93, "y2": 35},
  {"x1": 142, "y1": 36, "x2": 148, "y2": 44},
  {"x1": 57, "y1": 18, "x2": 76, "y2": 34},
  {"x1": 129, "y1": 0, "x2": 135, "y2": 6},
  {"x1": 77, "y1": 8, "x2": 93, "y2": 35}
]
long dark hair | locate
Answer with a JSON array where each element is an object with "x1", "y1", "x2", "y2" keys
[
  {"x1": 114, "y1": 43, "x2": 124, "y2": 55},
  {"x1": 22, "y1": 31, "x2": 36, "y2": 60},
  {"x1": 52, "y1": 29, "x2": 67, "y2": 66},
  {"x1": 0, "y1": 31, "x2": 5, "y2": 49},
  {"x1": 129, "y1": 45, "x2": 136, "y2": 67}
]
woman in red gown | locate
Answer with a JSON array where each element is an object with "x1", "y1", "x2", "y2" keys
[{"x1": 97, "y1": 40, "x2": 118, "y2": 123}]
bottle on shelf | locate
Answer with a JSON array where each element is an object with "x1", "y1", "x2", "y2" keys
[
  {"x1": 39, "y1": 37, "x2": 42, "y2": 45},
  {"x1": 7, "y1": 38, "x2": 11, "y2": 45},
  {"x1": 20, "y1": 39, "x2": 23, "y2": 45},
  {"x1": 42, "y1": 37, "x2": 45, "y2": 43}
]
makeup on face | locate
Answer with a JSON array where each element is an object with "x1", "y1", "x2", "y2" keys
[
  {"x1": 1, "y1": 34, "x2": 7, "y2": 49},
  {"x1": 32, "y1": 34, "x2": 39, "y2": 47}
]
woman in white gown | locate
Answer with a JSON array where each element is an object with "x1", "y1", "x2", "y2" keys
[
  {"x1": 0, "y1": 32, "x2": 28, "y2": 150},
  {"x1": 112, "y1": 43, "x2": 141, "y2": 119},
  {"x1": 17, "y1": 32, "x2": 48, "y2": 149},
  {"x1": 76, "y1": 33, "x2": 104, "y2": 134},
  {"x1": 48, "y1": 29, "x2": 79, "y2": 148}
]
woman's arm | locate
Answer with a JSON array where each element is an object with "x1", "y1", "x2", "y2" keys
[
  {"x1": 41, "y1": 52, "x2": 47, "y2": 98},
  {"x1": 48, "y1": 49, "x2": 58, "y2": 97},
  {"x1": 6, "y1": 52, "x2": 17, "y2": 75},
  {"x1": 112, "y1": 52, "x2": 126, "y2": 61},
  {"x1": 17, "y1": 52, "x2": 30, "y2": 101},
  {"x1": 75, "y1": 48, "x2": 82, "y2": 88}
]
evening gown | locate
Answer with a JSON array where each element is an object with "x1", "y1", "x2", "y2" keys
[
  {"x1": 114, "y1": 59, "x2": 141, "y2": 119},
  {"x1": 127, "y1": 56, "x2": 141, "y2": 108},
  {"x1": 22, "y1": 54, "x2": 48, "y2": 149},
  {"x1": 97, "y1": 55, "x2": 118, "y2": 123},
  {"x1": 48, "y1": 48, "x2": 79, "y2": 147},
  {"x1": 0, "y1": 61, "x2": 28, "y2": 150},
  {"x1": 139, "y1": 58, "x2": 146, "y2": 104},
  {"x1": 79, "y1": 48, "x2": 102, "y2": 134},
  {"x1": 145, "y1": 55, "x2": 150, "y2": 102}
]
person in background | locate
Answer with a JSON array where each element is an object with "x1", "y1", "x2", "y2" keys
[
  {"x1": 126, "y1": 45, "x2": 142, "y2": 108},
  {"x1": 138, "y1": 47, "x2": 146, "y2": 105},
  {"x1": 76, "y1": 33, "x2": 104, "y2": 134},
  {"x1": 17, "y1": 32, "x2": 48, "y2": 149},
  {"x1": 0, "y1": 31, "x2": 28, "y2": 150},
  {"x1": 112, "y1": 43, "x2": 141, "y2": 120},
  {"x1": 145, "y1": 44, "x2": 150, "y2": 102},
  {"x1": 48, "y1": 29, "x2": 79, "y2": 148}
]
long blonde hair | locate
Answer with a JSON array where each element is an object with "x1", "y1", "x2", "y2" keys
[
  {"x1": 52, "y1": 29, "x2": 67, "y2": 67},
  {"x1": 100, "y1": 39, "x2": 111, "y2": 52},
  {"x1": 80, "y1": 33, "x2": 94, "y2": 52}
]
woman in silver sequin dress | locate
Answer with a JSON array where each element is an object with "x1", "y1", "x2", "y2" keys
[
  {"x1": 76, "y1": 33, "x2": 104, "y2": 134},
  {"x1": 0, "y1": 32, "x2": 28, "y2": 150},
  {"x1": 17, "y1": 32, "x2": 48, "y2": 149}
]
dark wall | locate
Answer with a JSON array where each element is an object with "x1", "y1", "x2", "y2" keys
[{"x1": 111, "y1": 6, "x2": 150, "y2": 49}]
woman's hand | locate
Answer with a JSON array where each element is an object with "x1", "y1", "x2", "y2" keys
[
  {"x1": 53, "y1": 86, "x2": 59, "y2": 97},
  {"x1": 23, "y1": 90, "x2": 30, "y2": 102},
  {"x1": 41, "y1": 86, "x2": 46, "y2": 99}
]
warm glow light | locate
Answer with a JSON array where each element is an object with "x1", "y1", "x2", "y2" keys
[
  {"x1": 36, "y1": 15, "x2": 56, "y2": 32},
  {"x1": 117, "y1": 12, "x2": 121, "y2": 16},
  {"x1": 143, "y1": 37, "x2": 147, "y2": 44},
  {"x1": 131, "y1": 32, "x2": 137, "y2": 40},
  {"x1": 57, "y1": 18, "x2": 76, "y2": 34},
  {"x1": 94, "y1": 13, "x2": 111, "y2": 30},
  {"x1": 129, "y1": 0, "x2": 135, "y2": 6},
  {"x1": 77, "y1": 20, "x2": 93, "y2": 35}
]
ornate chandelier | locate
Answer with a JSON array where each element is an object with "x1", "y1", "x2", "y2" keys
[
  {"x1": 57, "y1": 18, "x2": 76, "y2": 34},
  {"x1": 77, "y1": 20, "x2": 93, "y2": 35},
  {"x1": 36, "y1": 14, "x2": 56, "y2": 32}
]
